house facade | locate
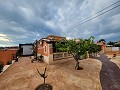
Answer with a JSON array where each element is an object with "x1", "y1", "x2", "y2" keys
[{"x1": 35, "y1": 35, "x2": 73, "y2": 64}]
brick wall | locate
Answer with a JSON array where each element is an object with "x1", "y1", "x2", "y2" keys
[
  {"x1": 37, "y1": 41, "x2": 49, "y2": 56},
  {"x1": 0, "y1": 49, "x2": 18, "y2": 65}
]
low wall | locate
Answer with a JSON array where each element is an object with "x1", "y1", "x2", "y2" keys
[
  {"x1": 0, "y1": 49, "x2": 18, "y2": 65},
  {"x1": 105, "y1": 47, "x2": 120, "y2": 53},
  {"x1": 53, "y1": 52, "x2": 73, "y2": 61}
]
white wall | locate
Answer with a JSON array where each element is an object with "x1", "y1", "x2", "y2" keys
[
  {"x1": 112, "y1": 47, "x2": 119, "y2": 51},
  {"x1": 21, "y1": 45, "x2": 33, "y2": 55}
]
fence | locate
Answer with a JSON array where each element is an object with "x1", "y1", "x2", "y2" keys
[
  {"x1": 105, "y1": 47, "x2": 120, "y2": 53},
  {"x1": 53, "y1": 52, "x2": 73, "y2": 61}
]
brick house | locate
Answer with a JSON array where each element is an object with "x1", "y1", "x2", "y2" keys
[{"x1": 35, "y1": 35, "x2": 73, "y2": 64}]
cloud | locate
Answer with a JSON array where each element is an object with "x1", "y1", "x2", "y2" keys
[
  {"x1": 19, "y1": 6, "x2": 35, "y2": 22},
  {"x1": 0, "y1": 33, "x2": 12, "y2": 42},
  {"x1": 99, "y1": 33, "x2": 119, "y2": 39},
  {"x1": 0, "y1": 34, "x2": 6, "y2": 37},
  {"x1": 0, "y1": 0, "x2": 120, "y2": 46}
]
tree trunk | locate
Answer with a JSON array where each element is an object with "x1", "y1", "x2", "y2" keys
[
  {"x1": 44, "y1": 78, "x2": 45, "y2": 85},
  {"x1": 75, "y1": 60, "x2": 80, "y2": 70},
  {"x1": 72, "y1": 54, "x2": 81, "y2": 70}
]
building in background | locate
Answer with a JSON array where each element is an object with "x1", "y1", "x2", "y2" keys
[{"x1": 19, "y1": 44, "x2": 33, "y2": 56}]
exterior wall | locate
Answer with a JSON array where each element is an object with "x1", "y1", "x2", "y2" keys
[
  {"x1": 105, "y1": 47, "x2": 120, "y2": 53},
  {"x1": 43, "y1": 55, "x2": 49, "y2": 64},
  {"x1": 112, "y1": 47, "x2": 120, "y2": 51},
  {"x1": 0, "y1": 49, "x2": 18, "y2": 65},
  {"x1": 101, "y1": 44, "x2": 106, "y2": 53},
  {"x1": 96, "y1": 42, "x2": 106, "y2": 54},
  {"x1": 105, "y1": 47, "x2": 112, "y2": 52},
  {"x1": 37, "y1": 41, "x2": 54, "y2": 64},
  {"x1": 47, "y1": 44, "x2": 53, "y2": 64},
  {"x1": 37, "y1": 41, "x2": 49, "y2": 56}
]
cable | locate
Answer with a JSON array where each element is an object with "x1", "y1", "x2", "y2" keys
[
  {"x1": 67, "y1": 4, "x2": 120, "y2": 31},
  {"x1": 55, "y1": 1, "x2": 120, "y2": 38},
  {"x1": 66, "y1": 0, "x2": 120, "y2": 30}
]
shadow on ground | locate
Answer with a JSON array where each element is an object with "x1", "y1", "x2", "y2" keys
[
  {"x1": 94, "y1": 54, "x2": 120, "y2": 90},
  {"x1": 35, "y1": 83, "x2": 52, "y2": 90}
]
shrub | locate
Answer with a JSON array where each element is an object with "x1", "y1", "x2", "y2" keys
[
  {"x1": 40, "y1": 54, "x2": 43, "y2": 59},
  {"x1": 0, "y1": 61, "x2": 4, "y2": 73},
  {"x1": 7, "y1": 60, "x2": 12, "y2": 65}
]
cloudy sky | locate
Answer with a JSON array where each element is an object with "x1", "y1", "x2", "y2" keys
[{"x1": 0, "y1": 0, "x2": 120, "y2": 46}]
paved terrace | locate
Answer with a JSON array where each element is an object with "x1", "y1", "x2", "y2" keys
[{"x1": 0, "y1": 54, "x2": 120, "y2": 90}]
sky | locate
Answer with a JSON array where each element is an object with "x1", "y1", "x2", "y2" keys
[{"x1": 0, "y1": 0, "x2": 120, "y2": 46}]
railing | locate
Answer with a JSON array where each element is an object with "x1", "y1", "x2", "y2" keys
[{"x1": 53, "y1": 52, "x2": 73, "y2": 60}]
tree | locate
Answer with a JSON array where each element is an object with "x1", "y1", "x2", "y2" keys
[
  {"x1": 88, "y1": 44, "x2": 101, "y2": 56},
  {"x1": 107, "y1": 41, "x2": 115, "y2": 46},
  {"x1": 37, "y1": 65, "x2": 48, "y2": 85},
  {"x1": 98, "y1": 39, "x2": 106, "y2": 43},
  {"x1": 107, "y1": 41, "x2": 120, "y2": 47},
  {"x1": 55, "y1": 36, "x2": 98, "y2": 70}
]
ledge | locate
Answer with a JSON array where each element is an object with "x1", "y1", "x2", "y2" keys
[{"x1": 0, "y1": 60, "x2": 15, "y2": 75}]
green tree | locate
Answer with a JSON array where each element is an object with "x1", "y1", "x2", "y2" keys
[
  {"x1": 88, "y1": 44, "x2": 101, "y2": 56},
  {"x1": 107, "y1": 41, "x2": 115, "y2": 46},
  {"x1": 55, "y1": 36, "x2": 99, "y2": 70}
]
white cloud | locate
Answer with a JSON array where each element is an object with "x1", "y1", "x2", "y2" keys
[
  {"x1": 19, "y1": 6, "x2": 34, "y2": 21},
  {"x1": 99, "y1": 33, "x2": 119, "y2": 39},
  {"x1": 0, "y1": 33, "x2": 12, "y2": 42},
  {"x1": 46, "y1": 20, "x2": 55, "y2": 28},
  {"x1": 0, "y1": 37, "x2": 10, "y2": 42},
  {"x1": 83, "y1": 30, "x2": 91, "y2": 35},
  {"x1": 0, "y1": 34, "x2": 6, "y2": 37},
  {"x1": 109, "y1": 13, "x2": 120, "y2": 29}
]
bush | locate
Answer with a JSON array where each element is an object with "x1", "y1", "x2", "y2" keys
[
  {"x1": 0, "y1": 61, "x2": 4, "y2": 73},
  {"x1": 7, "y1": 60, "x2": 12, "y2": 65},
  {"x1": 40, "y1": 54, "x2": 43, "y2": 59}
]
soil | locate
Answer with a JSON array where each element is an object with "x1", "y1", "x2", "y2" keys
[{"x1": 0, "y1": 54, "x2": 119, "y2": 90}]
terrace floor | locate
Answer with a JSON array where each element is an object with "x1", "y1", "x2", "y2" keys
[{"x1": 0, "y1": 54, "x2": 120, "y2": 90}]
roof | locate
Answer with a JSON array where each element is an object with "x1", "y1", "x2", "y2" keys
[
  {"x1": 46, "y1": 35, "x2": 66, "y2": 41},
  {"x1": 38, "y1": 35, "x2": 66, "y2": 43},
  {"x1": 46, "y1": 35, "x2": 66, "y2": 38}
]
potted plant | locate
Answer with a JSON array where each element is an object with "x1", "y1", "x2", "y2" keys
[
  {"x1": 39, "y1": 54, "x2": 43, "y2": 62},
  {"x1": 7, "y1": 60, "x2": 12, "y2": 65}
]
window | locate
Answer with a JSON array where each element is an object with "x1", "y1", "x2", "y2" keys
[{"x1": 44, "y1": 46, "x2": 46, "y2": 52}]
